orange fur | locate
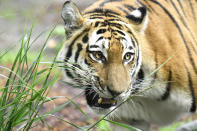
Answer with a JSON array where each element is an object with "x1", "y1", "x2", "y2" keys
[{"x1": 83, "y1": 0, "x2": 197, "y2": 104}]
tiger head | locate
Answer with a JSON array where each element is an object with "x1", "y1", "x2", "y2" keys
[{"x1": 59, "y1": 1, "x2": 148, "y2": 113}]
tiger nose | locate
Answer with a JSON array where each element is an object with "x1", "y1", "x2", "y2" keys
[{"x1": 106, "y1": 86, "x2": 122, "y2": 97}]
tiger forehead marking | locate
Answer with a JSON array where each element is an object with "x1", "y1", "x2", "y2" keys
[
  {"x1": 88, "y1": 23, "x2": 136, "y2": 59},
  {"x1": 89, "y1": 29, "x2": 110, "y2": 50}
]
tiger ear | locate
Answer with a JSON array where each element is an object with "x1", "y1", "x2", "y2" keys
[
  {"x1": 126, "y1": 7, "x2": 148, "y2": 32},
  {"x1": 61, "y1": 1, "x2": 84, "y2": 37}
]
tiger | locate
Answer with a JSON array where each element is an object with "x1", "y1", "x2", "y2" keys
[{"x1": 58, "y1": 0, "x2": 197, "y2": 130}]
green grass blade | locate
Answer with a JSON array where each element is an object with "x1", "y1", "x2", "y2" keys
[
  {"x1": 60, "y1": 80, "x2": 83, "y2": 89},
  {"x1": 32, "y1": 92, "x2": 83, "y2": 123},
  {"x1": 49, "y1": 114, "x2": 83, "y2": 129},
  {"x1": 70, "y1": 100, "x2": 90, "y2": 120},
  {"x1": 104, "y1": 119, "x2": 142, "y2": 131}
]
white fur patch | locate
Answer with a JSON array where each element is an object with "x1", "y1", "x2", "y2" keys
[
  {"x1": 130, "y1": 9, "x2": 142, "y2": 18},
  {"x1": 140, "y1": 13, "x2": 149, "y2": 33},
  {"x1": 89, "y1": 30, "x2": 109, "y2": 57}
]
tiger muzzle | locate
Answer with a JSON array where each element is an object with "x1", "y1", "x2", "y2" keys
[{"x1": 85, "y1": 87, "x2": 117, "y2": 109}]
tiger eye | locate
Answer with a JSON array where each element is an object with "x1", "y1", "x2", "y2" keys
[
  {"x1": 94, "y1": 52, "x2": 102, "y2": 60},
  {"x1": 90, "y1": 51, "x2": 106, "y2": 62},
  {"x1": 124, "y1": 53, "x2": 132, "y2": 60}
]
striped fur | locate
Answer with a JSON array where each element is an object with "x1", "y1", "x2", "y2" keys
[{"x1": 59, "y1": 0, "x2": 197, "y2": 130}]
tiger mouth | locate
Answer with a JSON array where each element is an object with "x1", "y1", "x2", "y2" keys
[{"x1": 85, "y1": 88, "x2": 117, "y2": 108}]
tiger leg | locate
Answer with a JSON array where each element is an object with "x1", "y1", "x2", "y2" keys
[
  {"x1": 109, "y1": 120, "x2": 151, "y2": 131},
  {"x1": 174, "y1": 120, "x2": 197, "y2": 131}
]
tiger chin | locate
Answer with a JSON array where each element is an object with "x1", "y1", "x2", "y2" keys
[{"x1": 58, "y1": 0, "x2": 197, "y2": 131}]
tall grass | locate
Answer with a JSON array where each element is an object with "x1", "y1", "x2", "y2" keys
[{"x1": 0, "y1": 26, "x2": 62, "y2": 130}]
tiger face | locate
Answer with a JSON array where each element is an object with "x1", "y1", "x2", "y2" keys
[
  {"x1": 84, "y1": 28, "x2": 139, "y2": 110},
  {"x1": 60, "y1": 1, "x2": 147, "y2": 113}
]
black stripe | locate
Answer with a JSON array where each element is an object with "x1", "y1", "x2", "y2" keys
[
  {"x1": 128, "y1": 46, "x2": 133, "y2": 50},
  {"x1": 137, "y1": 0, "x2": 151, "y2": 12},
  {"x1": 137, "y1": 69, "x2": 144, "y2": 81},
  {"x1": 96, "y1": 37, "x2": 104, "y2": 42},
  {"x1": 65, "y1": 68, "x2": 74, "y2": 79},
  {"x1": 142, "y1": 1, "x2": 153, "y2": 13},
  {"x1": 169, "y1": 0, "x2": 197, "y2": 45},
  {"x1": 94, "y1": 21, "x2": 100, "y2": 27},
  {"x1": 111, "y1": 29, "x2": 125, "y2": 36},
  {"x1": 89, "y1": 14, "x2": 106, "y2": 17},
  {"x1": 82, "y1": 34, "x2": 89, "y2": 43},
  {"x1": 84, "y1": 58, "x2": 91, "y2": 66},
  {"x1": 73, "y1": 64, "x2": 82, "y2": 70},
  {"x1": 90, "y1": 13, "x2": 117, "y2": 18},
  {"x1": 90, "y1": 45, "x2": 99, "y2": 48},
  {"x1": 97, "y1": 29, "x2": 106, "y2": 34},
  {"x1": 90, "y1": 17, "x2": 104, "y2": 19},
  {"x1": 142, "y1": 0, "x2": 159, "y2": 15},
  {"x1": 99, "y1": 0, "x2": 122, "y2": 7},
  {"x1": 123, "y1": 4, "x2": 136, "y2": 11},
  {"x1": 121, "y1": 37, "x2": 126, "y2": 41},
  {"x1": 109, "y1": 23, "x2": 123, "y2": 30},
  {"x1": 117, "y1": 30, "x2": 125, "y2": 36},
  {"x1": 75, "y1": 43, "x2": 83, "y2": 62},
  {"x1": 185, "y1": 65, "x2": 196, "y2": 112},
  {"x1": 107, "y1": 18, "x2": 123, "y2": 22},
  {"x1": 116, "y1": 6, "x2": 129, "y2": 14},
  {"x1": 187, "y1": 0, "x2": 196, "y2": 20},
  {"x1": 149, "y1": 0, "x2": 197, "y2": 74},
  {"x1": 64, "y1": 29, "x2": 89, "y2": 79},
  {"x1": 85, "y1": 8, "x2": 120, "y2": 17},
  {"x1": 169, "y1": 0, "x2": 197, "y2": 54},
  {"x1": 73, "y1": 64, "x2": 83, "y2": 84},
  {"x1": 177, "y1": 0, "x2": 187, "y2": 18},
  {"x1": 85, "y1": 8, "x2": 104, "y2": 14},
  {"x1": 160, "y1": 70, "x2": 172, "y2": 101},
  {"x1": 100, "y1": 21, "x2": 108, "y2": 27},
  {"x1": 65, "y1": 40, "x2": 77, "y2": 62},
  {"x1": 165, "y1": 0, "x2": 169, "y2": 3},
  {"x1": 126, "y1": 15, "x2": 143, "y2": 24},
  {"x1": 169, "y1": 0, "x2": 187, "y2": 27},
  {"x1": 107, "y1": 37, "x2": 111, "y2": 40},
  {"x1": 65, "y1": 29, "x2": 89, "y2": 62},
  {"x1": 104, "y1": 9, "x2": 121, "y2": 16},
  {"x1": 126, "y1": 30, "x2": 137, "y2": 48}
]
